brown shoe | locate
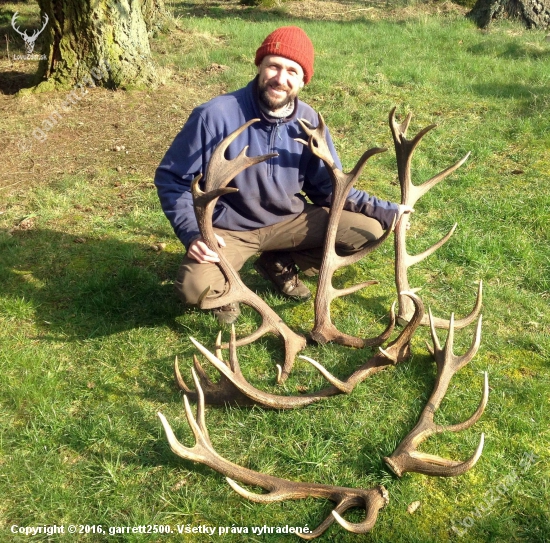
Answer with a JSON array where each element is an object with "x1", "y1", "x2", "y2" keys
[
  {"x1": 254, "y1": 253, "x2": 311, "y2": 300},
  {"x1": 212, "y1": 302, "x2": 241, "y2": 325}
]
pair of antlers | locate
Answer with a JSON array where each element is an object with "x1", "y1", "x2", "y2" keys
[
  {"x1": 159, "y1": 308, "x2": 486, "y2": 538},
  {"x1": 158, "y1": 370, "x2": 389, "y2": 540}
]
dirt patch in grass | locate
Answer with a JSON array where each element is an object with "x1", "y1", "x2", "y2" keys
[
  {"x1": 0, "y1": 65, "x2": 226, "y2": 199},
  {"x1": 286, "y1": 0, "x2": 467, "y2": 21}
]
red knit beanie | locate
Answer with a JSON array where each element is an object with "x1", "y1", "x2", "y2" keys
[{"x1": 255, "y1": 26, "x2": 314, "y2": 84}]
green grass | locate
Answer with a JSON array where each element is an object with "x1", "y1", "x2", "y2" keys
[{"x1": 1, "y1": 1, "x2": 549, "y2": 541}]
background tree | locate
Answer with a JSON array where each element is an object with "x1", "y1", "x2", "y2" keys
[
  {"x1": 35, "y1": 0, "x2": 169, "y2": 90},
  {"x1": 468, "y1": 0, "x2": 550, "y2": 29}
]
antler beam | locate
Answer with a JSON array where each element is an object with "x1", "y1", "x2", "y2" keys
[
  {"x1": 390, "y1": 107, "x2": 482, "y2": 329},
  {"x1": 384, "y1": 310, "x2": 488, "y2": 477},
  {"x1": 193, "y1": 119, "x2": 307, "y2": 383},
  {"x1": 158, "y1": 370, "x2": 389, "y2": 539},
  {"x1": 296, "y1": 114, "x2": 395, "y2": 347}
]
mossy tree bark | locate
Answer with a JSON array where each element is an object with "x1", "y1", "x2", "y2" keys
[
  {"x1": 35, "y1": 0, "x2": 167, "y2": 89},
  {"x1": 467, "y1": 0, "x2": 550, "y2": 29}
]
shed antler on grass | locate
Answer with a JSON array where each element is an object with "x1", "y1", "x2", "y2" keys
[
  {"x1": 175, "y1": 292, "x2": 424, "y2": 409},
  {"x1": 390, "y1": 108, "x2": 482, "y2": 328},
  {"x1": 296, "y1": 114, "x2": 396, "y2": 348},
  {"x1": 384, "y1": 310, "x2": 488, "y2": 477},
  {"x1": 193, "y1": 119, "x2": 306, "y2": 383},
  {"x1": 158, "y1": 371, "x2": 389, "y2": 540}
]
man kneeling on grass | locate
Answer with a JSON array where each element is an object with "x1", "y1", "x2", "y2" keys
[{"x1": 155, "y1": 26, "x2": 412, "y2": 324}]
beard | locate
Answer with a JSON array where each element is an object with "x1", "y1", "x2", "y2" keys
[{"x1": 258, "y1": 79, "x2": 298, "y2": 111}]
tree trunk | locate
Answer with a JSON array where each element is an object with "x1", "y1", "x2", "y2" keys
[
  {"x1": 141, "y1": 0, "x2": 169, "y2": 34},
  {"x1": 34, "y1": 0, "x2": 165, "y2": 90},
  {"x1": 468, "y1": 0, "x2": 550, "y2": 29}
]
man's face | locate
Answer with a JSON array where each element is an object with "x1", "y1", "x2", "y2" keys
[{"x1": 257, "y1": 55, "x2": 305, "y2": 111}]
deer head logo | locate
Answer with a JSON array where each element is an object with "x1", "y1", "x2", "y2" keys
[{"x1": 11, "y1": 12, "x2": 49, "y2": 55}]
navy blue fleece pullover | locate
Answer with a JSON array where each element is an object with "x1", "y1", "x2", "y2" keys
[{"x1": 154, "y1": 78, "x2": 399, "y2": 250}]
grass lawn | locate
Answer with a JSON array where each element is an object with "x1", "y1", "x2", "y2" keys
[{"x1": 1, "y1": 0, "x2": 549, "y2": 541}]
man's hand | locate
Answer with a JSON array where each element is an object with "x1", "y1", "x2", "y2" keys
[
  {"x1": 187, "y1": 234, "x2": 226, "y2": 263},
  {"x1": 396, "y1": 204, "x2": 414, "y2": 230}
]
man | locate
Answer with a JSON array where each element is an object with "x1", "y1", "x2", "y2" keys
[{"x1": 155, "y1": 26, "x2": 412, "y2": 324}]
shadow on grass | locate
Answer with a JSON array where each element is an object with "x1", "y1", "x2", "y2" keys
[
  {"x1": 0, "y1": 69, "x2": 37, "y2": 95},
  {"x1": 467, "y1": 41, "x2": 550, "y2": 61},
  {"x1": 471, "y1": 81, "x2": 550, "y2": 119},
  {"x1": 0, "y1": 227, "x2": 185, "y2": 339},
  {"x1": 0, "y1": 225, "x2": 392, "y2": 341}
]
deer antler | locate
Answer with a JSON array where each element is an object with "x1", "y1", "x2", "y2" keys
[
  {"x1": 389, "y1": 108, "x2": 482, "y2": 329},
  {"x1": 384, "y1": 310, "x2": 488, "y2": 477},
  {"x1": 175, "y1": 292, "x2": 424, "y2": 408},
  {"x1": 193, "y1": 119, "x2": 307, "y2": 383},
  {"x1": 296, "y1": 114, "x2": 396, "y2": 348},
  {"x1": 158, "y1": 370, "x2": 389, "y2": 539}
]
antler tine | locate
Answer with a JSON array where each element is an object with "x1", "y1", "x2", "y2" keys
[
  {"x1": 296, "y1": 113, "x2": 336, "y2": 167},
  {"x1": 427, "y1": 280, "x2": 483, "y2": 330},
  {"x1": 376, "y1": 291, "x2": 425, "y2": 364},
  {"x1": 173, "y1": 353, "x2": 216, "y2": 394},
  {"x1": 389, "y1": 107, "x2": 435, "y2": 153},
  {"x1": 298, "y1": 355, "x2": 354, "y2": 394},
  {"x1": 412, "y1": 152, "x2": 471, "y2": 205},
  {"x1": 190, "y1": 367, "x2": 211, "y2": 445},
  {"x1": 389, "y1": 107, "x2": 412, "y2": 140},
  {"x1": 174, "y1": 356, "x2": 192, "y2": 393},
  {"x1": 203, "y1": 119, "x2": 278, "y2": 192},
  {"x1": 11, "y1": 12, "x2": 26, "y2": 38},
  {"x1": 30, "y1": 13, "x2": 49, "y2": 39},
  {"x1": 191, "y1": 175, "x2": 239, "y2": 209},
  {"x1": 330, "y1": 486, "x2": 390, "y2": 535},
  {"x1": 428, "y1": 307, "x2": 442, "y2": 355},
  {"x1": 159, "y1": 377, "x2": 389, "y2": 539},
  {"x1": 405, "y1": 223, "x2": 457, "y2": 268},
  {"x1": 434, "y1": 311, "x2": 483, "y2": 376},
  {"x1": 383, "y1": 311, "x2": 487, "y2": 477},
  {"x1": 183, "y1": 369, "x2": 210, "y2": 446}
]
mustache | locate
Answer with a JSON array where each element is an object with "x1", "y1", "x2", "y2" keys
[
  {"x1": 269, "y1": 84, "x2": 290, "y2": 92},
  {"x1": 261, "y1": 80, "x2": 291, "y2": 93}
]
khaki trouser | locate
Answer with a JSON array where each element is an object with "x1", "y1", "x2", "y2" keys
[{"x1": 176, "y1": 204, "x2": 385, "y2": 305}]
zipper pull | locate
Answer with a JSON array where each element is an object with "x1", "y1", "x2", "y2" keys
[{"x1": 276, "y1": 120, "x2": 283, "y2": 140}]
